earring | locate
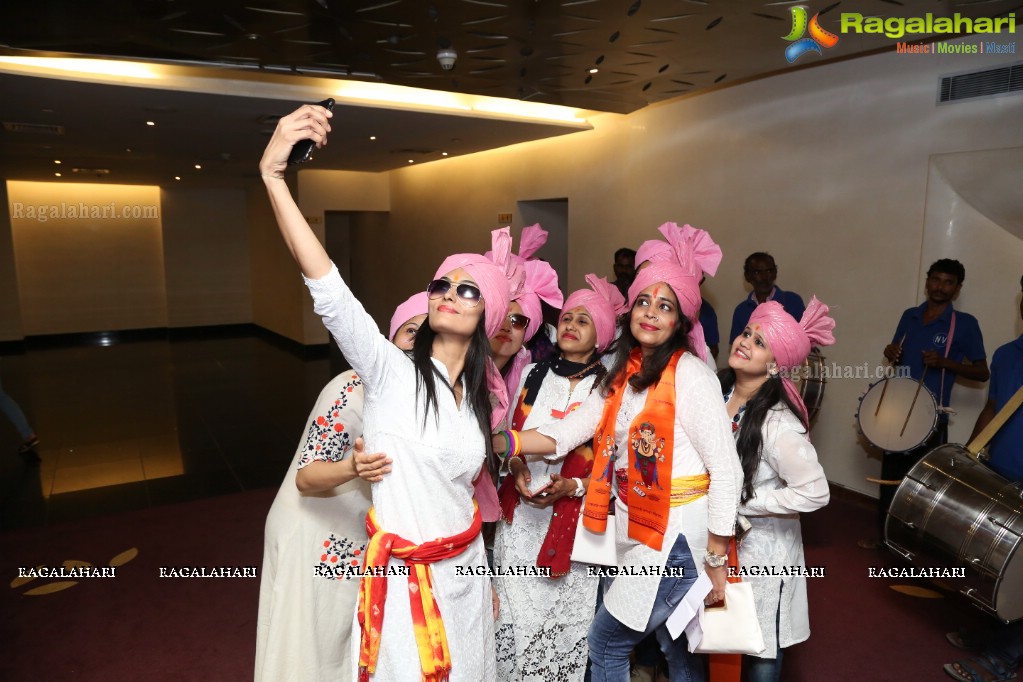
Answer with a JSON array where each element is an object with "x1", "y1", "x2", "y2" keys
[{"x1": 767, "y1": 362, "x2": 779, "y2": 377}]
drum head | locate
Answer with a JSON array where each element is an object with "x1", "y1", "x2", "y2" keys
[{"x1": 858, "y1": 377, "x2": 938, "y2": 452}]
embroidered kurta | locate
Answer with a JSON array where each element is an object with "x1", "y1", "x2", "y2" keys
[
  {"x1": 737, "y1": 406, "x2": 829, "y2": 658},
  {"x1": 304, "y1": 264, "x2": 495, "y2": 681},
  {"x1": 537, "y1": 353, "x2": 742, "y2": 631},
  {"x1": 494, "y1": 364, "x2": 600, "y2": 681},
  {"x1": 255, "y1": 370, "x2": 371, "y2": 682}
]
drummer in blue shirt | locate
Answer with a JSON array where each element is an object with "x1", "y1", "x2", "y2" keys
[
  {"x1": 859, "y1": 258, "x2": 989, "y2": 549},
  {"x1": 971, "y1": 273, "x2": 1023, "y2": 483},
  {"x1": 728, "y1": 252, "x2": 805, "y2": 343}
]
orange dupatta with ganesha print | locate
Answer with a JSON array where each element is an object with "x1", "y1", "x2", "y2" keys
[{"x1": 581, "y1": 348, "x2": 682, "y2": 551}]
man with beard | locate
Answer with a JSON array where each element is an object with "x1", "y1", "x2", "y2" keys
[{"x1": 859, "y1": 258, "x2": 989, "y2": 549}]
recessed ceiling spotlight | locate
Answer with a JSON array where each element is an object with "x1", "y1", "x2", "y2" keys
[
  {"x1": 194, "y1": 164, "x2": 202, "y2": 170},
  {"x1": 589, "y1": 68, "x2": 599, "y2": 74},
  {"x1": 54, "y1": 159, "x2": 61, "y2": 164},
  {"x1": 125, "y1": 148, "x2": 132, "y2": 153},
  {"x1": 441, "y1": 152, "x2": 448, "y2": 156},
  {"x1": 369, "y1": 135, "x2": 377, "y2": 140},
  {"x1": 408, "y1": 159, "x2": 414, "y2": 163},
  {"x1": 174, "y1": 176, "x2": 181, "y2": 181},
  {"x1": 146, "y1": 121, "x2": 155, "y2": 126},
  {"x1": 54, "y1": 172, "x2": 62, "y2": 177}
]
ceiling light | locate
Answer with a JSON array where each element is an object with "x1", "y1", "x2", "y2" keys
[
  {"x1": 408, "y1": 159, "x2": 414, "y2": 163},
  {"x1": 54, "y1": 172, "x2": 61, "y2": 177},
  {"x1": 174, "y1": 176, "x2": 181, "y2": 181},
  {"x1": 146, "y1": 121, "x2": 155, "y2": 126},
  {"x1": 194, "y1": 164, "x2": 202, "y2": 169},
  {"x1": 441, "y1": 152, "x2": 448, "y2": 156},
  {"x1": 54, "y1": 159, "x2": 61, "y2": 164},
  {"x1": 589, "y1": 68, "x2": 599, "y2": 74},
  {"x1": 369, "y1": 136, "x2": 376, "y2": 140},
  {"x1": 0, "y1": 57, "x2": 159, "y2": 80}
]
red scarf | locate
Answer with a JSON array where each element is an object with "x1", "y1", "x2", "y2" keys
[
  {"x1": 582, "y1": 348, "x2": 683, "y2": 551},
  {"x1": 357, "y1": 504, "x2": 482, "y2": 682},
  {"x1": 498, "y1": 364, "x2": 595, "y2": 577}
]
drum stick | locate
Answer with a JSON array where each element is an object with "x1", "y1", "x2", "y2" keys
[
  {"x1": 875, "y1": 334, "x2": 907, "y2": 416},
  {"x1": 866, "y1": 477, "x2": 903, "y2": 486},
  {"x1": 899, "y1": 366, "x2": 928, "y2": 438},
  {"x1": 966, "y1": 383, "x2": 1023, "y2": 457}
]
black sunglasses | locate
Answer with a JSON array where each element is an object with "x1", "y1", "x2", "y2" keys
[
  {"x1": 506, "y1": 313, "x2": 530, "y2": 330},
  {"x1": 426, "y1": 279, "x2": 482, "y2": 308}
]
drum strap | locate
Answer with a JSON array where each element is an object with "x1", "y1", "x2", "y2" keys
[
  {"x1": 966, "y1": 383, "x2": 1023, "y2": 458},
  {"x1": 938, "y1": 312, "x2": 956, "y2": 411}
]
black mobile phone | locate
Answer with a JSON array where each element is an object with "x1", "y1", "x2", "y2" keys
[{"x1": 287, "y1": 98, "x2": 335, "y2": 165}]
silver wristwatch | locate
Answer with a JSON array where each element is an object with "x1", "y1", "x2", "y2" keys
[{"x1": 704, "y1": 551, "x2": 728, "y2": 568}]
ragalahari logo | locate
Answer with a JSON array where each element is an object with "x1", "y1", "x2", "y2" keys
[{"x1": 783, "y1": 6, "x2": 840, "y2": 62}]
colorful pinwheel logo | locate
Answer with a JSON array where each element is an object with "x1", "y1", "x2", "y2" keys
[{"x1": 783, "y1": 6, "x2": 839, "y2": 63}]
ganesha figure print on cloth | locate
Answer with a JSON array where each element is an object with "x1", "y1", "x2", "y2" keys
[{"x1": 631, "y1": 422, "x2": 666, "y2": 497}]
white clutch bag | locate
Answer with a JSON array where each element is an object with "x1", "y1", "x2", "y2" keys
[
  {"x1": 690, "y1": 581, "x2": 765, "y2": 655},
  {"x1": 570, "y1": 513, "x2": 617, "y2": 566}
]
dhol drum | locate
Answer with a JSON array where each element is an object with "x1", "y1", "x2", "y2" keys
[
  {"x1": 885, "y1": 444, "x2": 1023, "y2": 622},
  {"x1": 791, "y1": 349, "x2": 826, "y2": 422},
  {"x1": 857, "y1": 376, "x2": 938, "y2": 452}
]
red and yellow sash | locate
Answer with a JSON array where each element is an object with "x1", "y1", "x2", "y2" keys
[
  {"x1": 357, "y1": 503, "x2": 482, "y2": 682},
  {"x1": 582, "y1": 348, "x2": 684, "y2": 551}
]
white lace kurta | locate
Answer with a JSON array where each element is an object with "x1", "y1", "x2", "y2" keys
[
  {"x1": 737, "y1": 407, "x2": 829, "y2": 658},
  {"x1": 255, "y1": 370, "x2": 371, "y2": 682},
  {"x1": 538, "y1": 353, "x2": 742, "y2": 631},
  {"x1": 305, "y1": 264, "x2": 496, "y2": 681},
  {"x1": 494, "y1": 364, "x2": 600, "y2": 681}
]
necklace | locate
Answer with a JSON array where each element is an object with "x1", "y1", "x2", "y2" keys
[
  {"x1": 550, "y1": 355, "x2": 603, "y2": 380},
  {"x1": 724, "y1": 388, "x2": 747, "y2": 435}
]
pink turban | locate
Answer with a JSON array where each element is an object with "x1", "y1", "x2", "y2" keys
[
  {"x1": 562, "y1": 274, "x2": 628, "y2": 352},
  {"x1": 486, "y1": 224, "x2": 562, "y2": 343},
  {"x1": 628, "y1": 261, "x2": 707, "y2": 362},
  {"x1": 433, "y1": 228, "x2": 516, "y2": 339},
  {"x1": 627, "y1": 223, "x2": 723, "y2": 363},
  {"x1": 388, "y1": 292, "x2": 429, "y2": 341},
  {"x1": 635, "y1": 222, "x2": 723, "y2": 278},
  {"x1": 748, "y1": 296, "x2": 836, "y2": 424}
]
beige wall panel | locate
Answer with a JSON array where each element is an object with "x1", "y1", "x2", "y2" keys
[
  {"x1": 8, "y1": 182, "x2": 167, "y2": 335},
  {"x1": 0, "y1": 182, "x2": 23, "y2": 340},
  {"x1": 161, "y1": 187, "x2": 252, "y2": 328}
]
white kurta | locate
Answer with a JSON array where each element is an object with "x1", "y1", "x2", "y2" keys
[
  {"x1": 494, "y1": 363, "x2": 600, "y2": 681},
  {"x1": 255, "y1": 370, "x2": 371, "y2": 682},
  {"x1": 305, "y1": 264, "x2": 495, "y2": 681},
  {"x1": 538, "y1": 353, "x2": 742, "y2": 631},
  {"x1": 737, "y1": 406, "x2": 829, "y2": 658}
]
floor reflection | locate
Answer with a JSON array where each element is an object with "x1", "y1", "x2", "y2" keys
[{"x1": 0, "y1": 329, "x2": 331, "y2": 529}]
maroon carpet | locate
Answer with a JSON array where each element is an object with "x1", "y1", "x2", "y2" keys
[{"x1": 0, "y1": 486, "x2": 996, "y2": 680}]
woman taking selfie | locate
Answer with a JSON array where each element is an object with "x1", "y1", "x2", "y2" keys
[
  {"x1": 719, "y1": 298, "x2": 834, "y2": 682},
  {"x1": 493, "y1": 274, "x2": 625, "y2": 681},
  {"x1": 259, "y1": 102, "x2": 513, "y2": 681},
  {"x1": 496, "y1": 233, "x2": 742, "y2": 682},
  {"x1": 255, "y1": 292, "x2": 428, "y2": 681}
]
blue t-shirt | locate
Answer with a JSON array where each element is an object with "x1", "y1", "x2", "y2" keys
[
  {"x1": 700, "y1": 300, "x2": 719, "y2": 347},
  {"x1": 986, "y1": 335, "x2": 1023, "y2": 482},
  {"x1": 891, "y1": 302, "x2": 986, "y2": 411},
  {"x1": 729, "y1": 287, "x2": 805, "y2": 343}
]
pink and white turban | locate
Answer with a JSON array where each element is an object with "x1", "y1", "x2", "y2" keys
[
  {"x1": 627, "y1": 223, "x2": 724, "y2": 362},
  {"x1": 388, "y1": 292, "x2": 429, "y2": 341},
  {"x1": 748, "y1": 296, "x2": 836, "y2": 424},
  {"x1": 562, "y1": 274, "x2": 628, "y2": 352}
]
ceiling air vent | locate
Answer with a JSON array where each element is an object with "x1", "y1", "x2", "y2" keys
[
  {"x1": 938, "y1": 62, "x2": 1023, "y2": 104},
  {"x1": 3, "y1": 122, "x2": 66, "y2": 134}
]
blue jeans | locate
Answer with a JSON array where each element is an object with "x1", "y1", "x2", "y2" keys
[
  {"x1": 0, "y1": 375, "x2": 33, "y2": 440},
  {"x1": 742, "y1": 596, "x2": 783, "y2": 682},
  {"x1": 587, "y1": 534, "x2": 702, "y2": 682}
]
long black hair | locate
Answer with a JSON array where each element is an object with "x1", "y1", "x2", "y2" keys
[
  {"x1": 598, "y1": 295, "x2": 694, "y2": 397},
  {"x1": 411, "y1": 314, "x2": 498, "y2": 479},
  {"x1": 718, "y1": 368, "x2": 808, "y2": 503}
]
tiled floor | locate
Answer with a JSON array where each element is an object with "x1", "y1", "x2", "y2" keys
[{"x1": 0, "y1": 329, "x2": 333, "y2": 530}]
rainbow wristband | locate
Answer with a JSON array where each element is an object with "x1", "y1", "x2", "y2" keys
[{"x1": 503, "y1": 430, "x2": 522, "y2": 460}]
